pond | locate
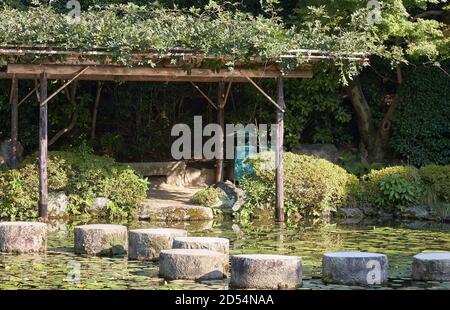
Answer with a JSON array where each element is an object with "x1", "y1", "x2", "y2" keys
[{"x1": 0, "y1": 218, "x2": 449, "y2": 290}]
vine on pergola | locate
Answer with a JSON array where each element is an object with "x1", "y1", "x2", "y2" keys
[{"x1": 0, "y1": 2, "x2": 372, "y2": 82}]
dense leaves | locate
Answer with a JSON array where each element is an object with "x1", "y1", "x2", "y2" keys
[
  {"x1": 0, "y1": 2, "x2": 328, "y2": 69},
  {"x1": 239, "y1": 152, "x2": 358, "y2": 219},
  {"x1": 391, "y1": 64, "x2": 450, "y2": 165},
  {"x1": 0, "y1": 150, "x2": 149, "y2": 219}
]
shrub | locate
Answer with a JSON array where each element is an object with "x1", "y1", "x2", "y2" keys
[
  {"x1": 362, "y1": 166, "x2": 424, "y2": 210},
  {"x1": 391, "y1": 65, "x2": 450, "y2": 165},
  {"x1": 419, "y1": 165, "x2": 450, "y2": 203},
  {"x1": 0, "y1": 151, "x2": 149, "y2": 220},
  {"x1": 239, "y1": 152, "x2": 357, "y2": 219},
  {"x1": 191, "y1": 187, "x2": 226, "y2": 208}
]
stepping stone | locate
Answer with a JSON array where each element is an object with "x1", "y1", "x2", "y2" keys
[
  {"x1": 138, "y1": 201, "x2": 214, "y2": 221},
  {"x1": 412, "y1": 252, "x2": 450, "y2": 282},
  {"x1": 230, "y1": 254, "x2": 302, "y2": 289},
  {"x1": 172, "y1": 236, "x2": 229, "y2": 254},
  {"x1": 322, "y1": 251, "x2": 388, "y2": 286},
  {"x1": 128, "y1": 228, "x2": 188, "y2": 260},
  {"x1": 159, "y1": 249, "x2": 227, "y2": 281},
  {"x1": 0, "y1": 222, "x2": 47, "y2": 253},
  {"x1": 74, "y1": 224, "x2": 128, "y2": 256}
]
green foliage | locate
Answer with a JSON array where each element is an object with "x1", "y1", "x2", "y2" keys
[
  {"x1": 377, "y1": 174, "x2": 422, "y2": 209},
  {"x1": 391, "y1": 64, "x2": 450, "y2": 165},
  {"x1": 0, "y1": 151, "x2": 149, "y2": 220},
  {"x1": 338, "y1": 150, "x2": 385, "y2": 177},
  {"x1": 419, "y1": 165, "x2": 450, "y2": 203},
  {"x1": 239, "y1": 152, "x2": 358, "y2": 219},
  {"x1": 0, "y1": 3, "x2": 311, "y2": 69},
  {"x1": 191, "y1": 187, "x2": 225, "y2": 208},
  {"x1": 362, "y1": 166, "x2": 424, "y2": 210}
]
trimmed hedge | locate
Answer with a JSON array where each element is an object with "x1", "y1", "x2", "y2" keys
[
  {"x1": 360, "y1": 165, "x2": 449, "y2": 211},
  {"x1": 361, "y1": 166, "x2": 425, "y2": 210},
  {"x1": 239, "y1": 152, "x2": 357, "y2": 219},
  {"x1": 0, "y1": 151, "x2": 149, "y2": 220},
  {"x1": 238, "y1": 152, "x2": 450, "y2": 219},
  {"x1": 419, "y1": 165, "x2": 450, "y2": 203}
]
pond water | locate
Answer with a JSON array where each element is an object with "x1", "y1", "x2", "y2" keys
[{"x1": 0, "y1": 218, "x2": 449, "y2": 290}]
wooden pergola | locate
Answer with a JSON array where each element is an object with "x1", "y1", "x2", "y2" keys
[{"x1": 0, "y1": 47, "x2": 368, "y2": 222}]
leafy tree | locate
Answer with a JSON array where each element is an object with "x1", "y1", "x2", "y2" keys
[{"x1": 291, "y1": 0, "x2": 449, "y2": 161}]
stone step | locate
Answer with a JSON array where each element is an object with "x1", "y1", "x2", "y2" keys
[
  {"x1": 74, "y1": 224, "x2": 128, "y2": 256},
  {"x1": 172, "y1": 236, "x2": 229, "y2": 254},
  {"x1": 230, "y1": 254, "x2": 302, "y2": 289},
  {"x1": 159, "y1": 249, "x2": 228, "y2": 281},
  {"x1": 0, "y1": 221, "x2": 47, "y2": 253},
  {"x1": 322, "y1": 251, "x2": 388, "y2": 286},
  {"x1": 412, "y1": 252, "x2": 450, "y2": 282},
  {"x1": 138, "y1": 200, "x2": 213, "y2": 221},
  {"x1": 128, "y1": 228, "x2": 188, "y2": 260}
]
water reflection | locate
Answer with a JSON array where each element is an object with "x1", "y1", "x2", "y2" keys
[{"x1": 0, "y1": 218, "x2": 449, "y2": 290}]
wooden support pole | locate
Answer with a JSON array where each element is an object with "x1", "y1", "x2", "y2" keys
[
  {"x1": 215, "y1": 81, "x2": 226, "y2": 183},
  {"x1": 39, "y1": 72, "x2": 48, "y2": 219},
  {"x1": 190, "y1": 82, "x2": 217, "y2": 109},
  {"x1": 275, "y1": 77, "x2": 286, "y2": 222},
  {"x1": 10, "y1": 76, "x2": 18, "y2": 169}
]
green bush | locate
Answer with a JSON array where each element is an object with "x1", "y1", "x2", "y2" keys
[
  {"x1": 191, "y1": 187, "x2": 226, "y2": 208},
  {"x1": 391, "y1": 65, "x2": 450, "y2": 165},
  {"x1": 239, "y1": 152, "x2": 357, "y2": 219},
  {"x1": 362, "y1": 166, "x2": 424, "y2": 210},
  {"x1": 0, "y1": 151, "x2": 149, "y2": 220},
  {"x1": 419, "y1": 165, "x2": 450, "y2": 203}
]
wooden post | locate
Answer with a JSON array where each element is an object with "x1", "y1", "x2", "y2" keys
[
  {"x1": 215, "y1": 81, "x2": 225, "y2": 183},
  {"x1": 10, "y1": 76, "x2": 18, "y2": 169},
  {"x1": 39, "y1": 73, "x2": 48, "y2": 219},
  {"x1": 275, "y1": 77, "x2": 286, "y2": 222}
]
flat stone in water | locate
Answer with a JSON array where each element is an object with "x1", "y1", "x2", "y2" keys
[
  {"x1": 172, "y1": 236, "x2": 229, "y2": 254},
  {"x1": 159, "y1": 249, "x2": 227, "y2": 281},
  {"x1": 74, "y1": 224, "x2": 128, "y2": 256},
  {"x1": 230, "y1": 254, "x2": 302, "y2": 289},
  {"x1": 322, "y1": 251, "x2": 388, "y2": 286},
  {"x1": 138, "y1": 201, "x2": 214, "y2": 221},
  {"x1": 412, "y1": 252, "x2": 450, "y2": 282},
  {"x1": 128, "y1": 228, "x2": 188, "y2": 260},
  {"x1": 0, "y1": 221, "x2": 47, "y2": 253}
]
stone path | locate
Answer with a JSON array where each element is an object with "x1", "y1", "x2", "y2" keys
[{"x1": 138, "y1": 178, "x2": 213, "y2": 221}]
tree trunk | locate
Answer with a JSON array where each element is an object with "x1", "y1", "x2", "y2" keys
[
  {"x1": 347, "y1": 67, "x2": 403, "y2": 162},
  {"x1": 346, "y1": 77, "x2": 379, "y2": 160}
]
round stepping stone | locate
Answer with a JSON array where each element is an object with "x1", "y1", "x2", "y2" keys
[
  {"x1": 172, "y1": 236, "x2": 229, "y2": 254},
  {"x1": 128, "y1": 228, "x2": 188, "y2": 260},
  {"x1": 322, "y1": 251, "x2": 388, "y2": 286},
  {"x1": 230, "y1": 254, "x2": 302, "y2": 289},
  {"x1": 159, "y1": 249, "x2": 227, "y2": 281},
  {"x1": 412, "y1": 252, "x2": 450, "y2": 282},
  {"x1": 74, "y1": 224, "x2": 128, "y2": 256},
  {"x1": 0, "y1": 222, "x2": 47, "y2": 253}
]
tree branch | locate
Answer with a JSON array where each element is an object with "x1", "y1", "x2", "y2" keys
[
  {"x1": 412, "y1": 10, "x2": 444, "y2": 20},
  {"x1": 48, "y1": 82, "x2": 79, "y2": 146},
  {"x1": 90, "y1": 81, "x2": 103, "y2": 140}
]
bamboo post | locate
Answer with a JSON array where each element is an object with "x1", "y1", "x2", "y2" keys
[
  {"x1": 39, "y1": 72, "x2": 48, "y2": 219},
  {"x1": 215, "y1": 81, "x2": 226, "y2": 183},
  {"x1": 275, "y1": 77, "x2": 286, "y2": 222},
  {"x1": 10, "y1": 76, "x2": 18, "y2": 169}
]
